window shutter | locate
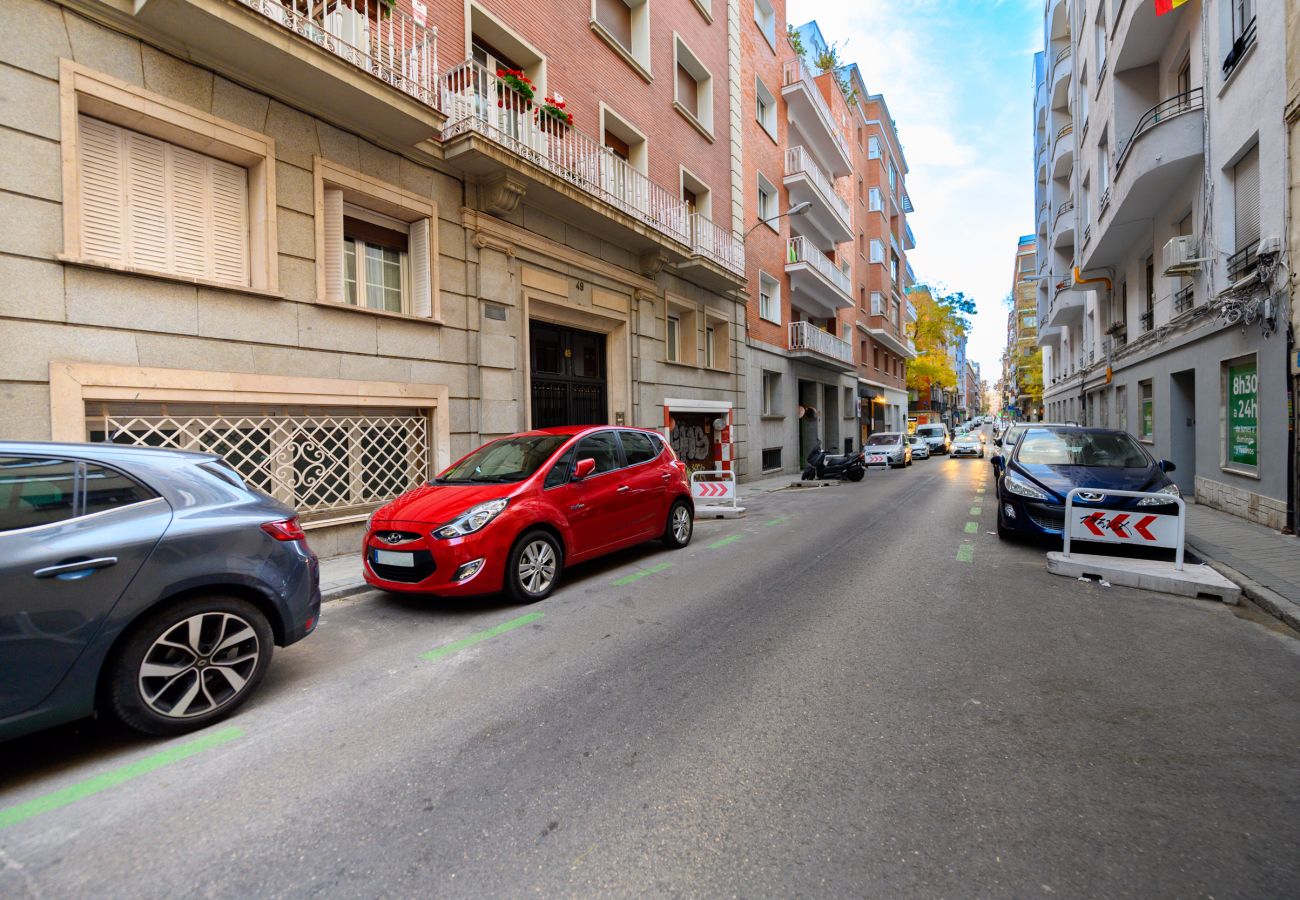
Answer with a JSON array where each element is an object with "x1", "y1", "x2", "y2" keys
[
  {"x1": 323, "y1": 188, "x2": 344, "y2": 302},
  {"x1": 1233, "y1": 144, "x2": 1260, "y2": 253},
  {"x1": 169, "y1": 142, "x2": 211, "y2": 280},
  {"x1": 78, "y1": 115, "x2": 125, "y2": 262},
  {"x1": 211, "y1": 158, "x2": 250, "y2": 285},
  {"x1": 409, "y1": 217, "x2": 432, "y2": 318},
  {"x1": 124, "y1": 130, "x2": 169, "y2": 273}
]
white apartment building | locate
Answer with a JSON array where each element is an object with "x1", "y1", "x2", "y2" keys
[{"x1": 1033, "y1": 0, "x2": 1290, "y2": 529}]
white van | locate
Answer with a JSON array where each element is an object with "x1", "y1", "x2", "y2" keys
[{"x1": 914, "y1": 423, "x2": 951, "y2": 455}]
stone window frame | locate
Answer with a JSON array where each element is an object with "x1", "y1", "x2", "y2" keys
[
  {"x1": 703, "y1": 310, "x2": 730, "y2": 372},
  {"x1": 672, "y1": 33, "x2": 715, "y2": 141},
  {"x1": 664, "y1": 294, "x2": 699, "y2": 367},
  {"x1": 312, "y1": 156, "x2": 441, "y2": 323},
  {"x1": 57, "y1": 60, "x2": 279, "y2": 296}
]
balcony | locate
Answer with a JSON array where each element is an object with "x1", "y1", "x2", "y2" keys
[
  {"x1": 1045, "y1": 276, "x2": 1083, "y2": 328},
  {"x1": 865, "y1": 315, "x2": 917, "y2": 359},
  {"x1": 783, "y1": 147, "x2": 853, "y2": 245},
  {"x1": 789, "y1": 321, "x2": 854, "y2": 371},
  {"x1": 1051, "y1": 123, "x2": 1073, "y2": 179},
  {"x1": 1050, "y1": 46, "x2": 1072, "y2": 110},
  {"x1": 905, "y1": 300, "x2": 918, "y2": 322},
  {"x1": 785, "y1": 236, "x2": 853, "y2": 316},
  {"x1": 130, "y1": 0, "x2": 442, "y2": 145},
  {"x1": 1051, "y1": 198, "x2": 1075, "y2": 250},
  {"x1": 439, "y1": 61, "x2": 743, "y2": 287},
  {"x1": 1113, "y1": 0, "x2": 1187, "y2": 74},
  {"x1": 1084, "y1": 89, "x2": 1204, "y2": 270},
  {"x1": 781, "y1": 58, "x2": 852, "y2": 177},
  {"x1": 904, "y1": 222, "x2": 916, "y2": 251}
]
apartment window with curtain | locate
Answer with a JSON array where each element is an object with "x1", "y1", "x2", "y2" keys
[
  {"x1": 755, "y1": 78, "x2": 777, "y2": 138},
  {"x1": 761, "y1": 370, "x2": 781, "y2": 416},
  {"x1": 868, "y1": 136, "x2": 880, "y2": 159},
  {"x1": 870, "y1": 291, "x2": 884, "y2": 315},
  {"x1": 342, "y1": 209, "x2": 409, "y2": 313},
  {"x1": 870, "y1": 240, "x2": 884, "y2": 264},
  {"x1": 868, "y1": 187, "x2": 882, "y2": 211},
  {"x1": 674, "y1": 37, "x2": 713, "y2": 133},
  {"x1": 759, "y1": 271, "x2": 780, "y2": 323},
  {"x1": 77, "y1": 115, "x2": 250, "y2": 286}
]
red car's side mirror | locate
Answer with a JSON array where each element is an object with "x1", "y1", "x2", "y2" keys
[{"x1": 573, "y1": 458, "x2": 597, "y2": 480}]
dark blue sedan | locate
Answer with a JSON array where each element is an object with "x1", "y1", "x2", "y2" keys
[
  {"x1": 991, "y1": 427, "x2": 1181, "y2": 540},
  {"x1": 1, "y1": 443, "x2": 320, "y2": 741}
]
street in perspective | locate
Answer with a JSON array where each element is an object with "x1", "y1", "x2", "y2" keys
[{"x1": 2, "y1": 0, "x2": 1300, "y2": 896}]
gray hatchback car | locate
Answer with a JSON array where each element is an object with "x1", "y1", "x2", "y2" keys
[{"x1": 0, "y1": 443, "x2": 320, "y2": 741}]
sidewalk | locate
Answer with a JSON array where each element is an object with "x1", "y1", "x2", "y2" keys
[
  {"x1": 1183, "y1": 500, "x2": 1300, "y2": 630},
  {"x1": 315, "y1": 471, "x2": 816, "y2": 602}
]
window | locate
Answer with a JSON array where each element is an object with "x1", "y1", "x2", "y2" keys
[
  {"x1": 1079, "y1": 66, "x2": 1090, "y2": 126},
  {"x1": 868, "y1": 187, "x2": 882, "y2": 212},
  {"x1": 0, "y1": 457, "x2": 78, "y2": 532},
  {"x1": 704, "y1": 324, "x2": 715, "y2": 368},
  {"x1": 758, "y1": 271, "x2": 780, "y2": 323},
  {"x1": 753, "y1": 0, "x2": 776, "y2": 49},
  {"x1": 890, "y1": 253, "x2": 899, "y2": 282},
  {"x1": 83, "y1": 464, "x2": 155, "y2": 517},
  {"x1": 1223, "y1": 355, "x2": 1259, "y2": 473},
  {"x1": 674, "y1": 36, "x2": 713, "y2": 134},
  {"x1": 761, "y1": 370, "x2": 781, "y2": 416},
  {"x1": 1232, "y1": 0, "x2": 1254, "y2": 39},
  {"x1": 601, "y1": 106, "x2": 649, "y2": 174},
  {"x1": 592, "y1": 0, "x2": 651, "y2": 77},
  {"x1": 873, "y1": 347, "x2": 880, "y2": 370},
  {"x1": 761, "y1": 446, "x2": 782, "y2": 471},
  {"x1": 870, "y1": 291, "x2": 884, "y2": 315},
  {"x1": 666, "y1": 299, "x2": 698, "y2": 364},
  {"x1": 573, "y1": 432, "x2": 623, "y2": 474},
  {"x1": 1233, "y1": 143, "x2": 1260, "y2": 255},
  {"x1": 619, "y1": 430, "x2": 660, "y2": 465},
  {"x1": 680, "y1": 167, "x2": 711, "y2": 218},
  {"x1": 543, "y1": 446, "x2": 578, "y2": 489},
  {"x1": 76, "y1": 115, "x2": 250, "y2": 286},
  {"x1": 1139, "y1": 380, "x2": 1153, "y2": 441},
  {"x1": 1023, "y1": 315, "x2": 1038, "y2": 328},
  {"x1": 666, "y1": 313, "x2": 680, "y2": 362},
  {"x1": 870, "y1": 240, "x2": 884, "y2": 264},
  {"x1": 868, "y1": 136, "x2": 880, "y2": 159},
  {"x1": 317, "y1": 159, "x2": 436, "y2": 319},
  {"x1": 757, "y1": 173, "x2": 778, "y2": 227},
  {"x1": 755, "y1": 78, "x2": 777, "y2": 139},
  {"x1": 888, "y1": 163, "x2": 897, "y2": 195},
  {"x1": 1095, "y1": 9, "x2": 1107, "y2": 73},
  {"x1": 705, "y1": 316, "x2": 728, "y2": 370},
  {"x1": 1143, "y1": 254, "x2": 1155, "y2": 326},
  {"x1": 1097, "y1": 136, "x2": 1110, "y2": 200}
]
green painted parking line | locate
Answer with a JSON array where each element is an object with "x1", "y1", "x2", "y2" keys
[
  {"x1": 765, "y1": 517, "x2": 787, "y2": 526},
  {"x1": 970, "y1": 506, "x2": 981, "y2": 516},
  {"x1": 956, "y1": 544, "x2": 974, "y2": 563},
  {"x1": 0, "y1": 726, "x2": 243, "y2": 831},
  {"x1": 708, "y1": 534, "x2": 745, "y2": 549},
  {"x1": 612, "y1": 562, "x2": 673, "y2": 586},
  {"x1": 422, "y1": 612, "x2": 544, "y2": 661},
  {"x1": 964, "y1": 521, "x2": 979, "y2": 534}
]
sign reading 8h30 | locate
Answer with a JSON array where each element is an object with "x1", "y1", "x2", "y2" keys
[
  {"x1": 1067, "y1": 509, "x2": 1180, "y2": 548},
  {"x1": 1227, "y1": 359, "x2": 1258, "y2": 469}
]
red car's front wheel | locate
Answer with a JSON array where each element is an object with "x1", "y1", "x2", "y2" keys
[{"x1": 505, "y1": 530, "x2": 563, "y2": 604}]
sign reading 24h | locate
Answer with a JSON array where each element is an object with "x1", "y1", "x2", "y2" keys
[{"x1": 1227, "y1": 360, "x2": 1258, "y2": 468}]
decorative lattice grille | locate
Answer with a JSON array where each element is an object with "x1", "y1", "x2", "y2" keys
[{"x1": 101, "y1": 412, "x2": 430, "y2": 515}]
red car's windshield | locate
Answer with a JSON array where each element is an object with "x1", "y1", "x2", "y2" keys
[{"x1": 438, "y1": 435, "x2": 570, "y2": 484}]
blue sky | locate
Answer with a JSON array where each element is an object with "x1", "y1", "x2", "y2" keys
[{"x1": 790, "y1": 0, "x2": 1042, "y2": 388}]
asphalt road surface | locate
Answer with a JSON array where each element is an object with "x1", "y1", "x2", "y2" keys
[{"x1": 4, "y1": 450, "x2": 1299, "y2": 898}]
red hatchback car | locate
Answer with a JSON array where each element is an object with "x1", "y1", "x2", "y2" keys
[{"x1": 363, "y1": 426, "x2": 694, "y2": 602}]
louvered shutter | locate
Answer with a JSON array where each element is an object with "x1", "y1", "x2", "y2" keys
[
  {"x1": 1233, "y1": 144, "x2": 1260, "y2": 253},
  {"x1": 76, "y1": 115, "x2": 249, "y2": 285},
  {"x1": 78, "y1": 116, "x2": 125, "y2": 262},
  {"x1": 323, "y1": 188, "x2": 344, "y2": 302},
  {"x1": 409, "y1": 217, "x2": 432, "y2": 317}
]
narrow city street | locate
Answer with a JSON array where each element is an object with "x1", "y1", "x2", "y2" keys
[{"x1": 3, "y1": 452, "x2": 1299, "y2": 898}]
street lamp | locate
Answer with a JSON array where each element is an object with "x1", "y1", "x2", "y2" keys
[{"x1": 743, "y1": 201, "x2": 812, "y2": 238}]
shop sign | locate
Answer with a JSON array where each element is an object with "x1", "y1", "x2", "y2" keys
[{"x1": 1227, "y1": 359, "x2": 1258, "y2": 468}]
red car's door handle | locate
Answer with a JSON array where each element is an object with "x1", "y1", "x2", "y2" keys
[
  {"x1": 616, "y1": 485, "x2": 630, "y2": 493},
  {"x1": 660, "y1": 473, "x2": 671, "y2": 480},
  {"x1": 570, "y1": 502, "x2": 586, "y2": 511}
]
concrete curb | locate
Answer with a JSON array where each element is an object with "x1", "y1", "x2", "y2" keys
[
  {"x1": 321, "y1": 581, "x2": 372, "y2": 603},
  {"x1": 1185, "y1": 542, "x2": 1300, "y2": 632}
]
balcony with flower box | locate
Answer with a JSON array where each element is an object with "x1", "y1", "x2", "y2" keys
[
  {"x1": 788, "y1": 321, "x2": 854, "y2": 372},
  {"x1": 785, "y1": 236, "x2": 852, "y2": 317},
  {"x1": 438, "y1": 61, "x2": 744, "y2": 289},
  {"x1": 122, "y1": 0, "x2": 443, "y2": 145}
]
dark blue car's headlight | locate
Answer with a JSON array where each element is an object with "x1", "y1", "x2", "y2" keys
[
  {"x1": 1003, "y1": 472, "x2": 1050, "y2": 501},
  {"x1": 1137, "y1": 484, "x2": 1180, "y2": 506}
]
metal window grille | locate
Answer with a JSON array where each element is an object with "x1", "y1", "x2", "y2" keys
[{"x1": 98, "y1": 409, "x2": 430, "y2": 516}]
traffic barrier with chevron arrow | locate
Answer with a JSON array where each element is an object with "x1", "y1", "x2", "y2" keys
[
  {"x1": 690, "y1": 469, "x2": 745, "y2": 519},
  {"x1": 1063, "y1": 487, "x2": 1187, "y2": 569}
]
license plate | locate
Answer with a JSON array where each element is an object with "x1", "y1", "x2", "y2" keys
[{"x1": 374, "y1": 549, "x2": 415, "y2": 567}]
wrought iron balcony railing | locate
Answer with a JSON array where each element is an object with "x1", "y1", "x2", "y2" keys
[
  {"x1": 1114, "y1": 88, "x2": 1203, "y2": 176},
  {"x1": 1173, "y1": 285, "x2": 1194, "y2": 314},
  {"x1": 237, "y1": 0, "x2": 438, "y2": 106}
]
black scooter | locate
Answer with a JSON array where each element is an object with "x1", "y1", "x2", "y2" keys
[{"x1": 802, "y1": 442, "x2": 866, "y2": 482}]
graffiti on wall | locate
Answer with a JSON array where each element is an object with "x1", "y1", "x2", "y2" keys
[{"x1": 669, "y1": 412, "x2": 714, "y2": 474}]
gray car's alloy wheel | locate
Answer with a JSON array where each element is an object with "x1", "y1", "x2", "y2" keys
[
  {"x1": 107, "y1": 595, "x2": 273, "y2": 736},
  {"x1": 506, "y1": 529, "x2": 563, "y2": 604}
]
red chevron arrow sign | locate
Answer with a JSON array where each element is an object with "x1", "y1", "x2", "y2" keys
[
  {"x1": 1070, "y1": 509, "x2": 1177, "y2": 546},
  {"x1": 692, "y1": 480, "x2": 734, "y2": 499}
]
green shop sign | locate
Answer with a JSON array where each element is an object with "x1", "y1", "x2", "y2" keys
[{"x1": 1227, "y1": 360, "x2": 1258, "y2": 468}]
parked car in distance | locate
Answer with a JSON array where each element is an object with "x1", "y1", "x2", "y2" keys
[
  {"x1": 914, "y1": 423, "x2": 951, "y2": 455},
  {"x1": 908, "y1": 435, "x2": 931, "y2": 460},
  {"x1": 863, "y1": 432, "x2": 911, "y2": 469},
  {"x1": 1, "y1": 443, "x2": 320, "y2": 742},
  {"x1": 951, "y1": 433, "x2": 985, "y2": 458},
  {"x1": 363, "y1": 427, "x2": 693, "y2": 604},
  {"x1": 992, "y1": 426, "x2": 1181, "y2": 540}
]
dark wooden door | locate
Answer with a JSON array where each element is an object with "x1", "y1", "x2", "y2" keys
[{"x1": 530, "y1": 322, "x2": 608, "y2": 428}]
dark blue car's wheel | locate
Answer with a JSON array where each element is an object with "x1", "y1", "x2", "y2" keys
[{"x1": 106, "y1": 595, "x2": 273, "y2": 736}]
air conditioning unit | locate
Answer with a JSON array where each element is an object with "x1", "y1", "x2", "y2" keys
[{"x1": 1163, "y1": 236, "x2": 1202, "y2": 275}]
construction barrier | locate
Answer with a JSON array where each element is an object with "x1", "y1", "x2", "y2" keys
[
  {"x1": 1061, "y1": 487, "x2": 1187, "y2": 570},
  {"x1": 690, "y1": 469, "x2": 744, "y2": 519}
]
